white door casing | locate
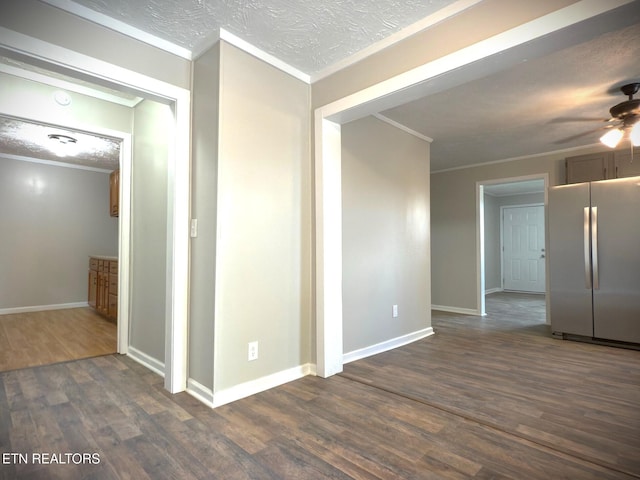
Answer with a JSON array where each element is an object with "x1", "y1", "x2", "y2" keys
[{"x1": 502, "y1": 204, "x2": 545, "y2": 293}]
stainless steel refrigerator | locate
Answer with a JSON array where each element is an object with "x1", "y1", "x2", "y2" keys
[{"x1": 549, "y1": 176, "x2": 640, "y2": 344}]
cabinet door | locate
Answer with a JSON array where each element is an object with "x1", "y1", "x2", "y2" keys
[
  {"x1": 108, "y1": 294, "x2": 118, "y2": 321},
  {"x1": 98, "y1": 272, "x2": 109, "y2": 314},
  {"x1": 565, "y1": 152, "x2": 612, "y2": 184},
  {"x1": 613, "y1": 148, "x2": 640, "y2": 178},
  {"x1": 110, "y1": 170, "x2": 119, "y2": 217},
  {"x1": 88, "y1": 270, "x2": 97, "y2": 308}
]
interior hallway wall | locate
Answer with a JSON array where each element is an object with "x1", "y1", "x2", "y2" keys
[
  {"x1": 342, "y1": 115, "x2": 431, "y2": 355},
  {"x1": 129, "y1": 99, "x2": 171, "y2": 364}
]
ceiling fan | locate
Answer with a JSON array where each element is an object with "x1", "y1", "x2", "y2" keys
[{"x1": 599, "y1": 82, "x2": 640, "y2": 148}]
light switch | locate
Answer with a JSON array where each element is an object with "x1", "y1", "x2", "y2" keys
[{"x1": 190, "y1": 219, "x2": 198, "y2": 238}]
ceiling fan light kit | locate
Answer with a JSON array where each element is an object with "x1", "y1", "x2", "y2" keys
[{"x1": 599, "y1": 82, "x2": 640, "y2": 149}]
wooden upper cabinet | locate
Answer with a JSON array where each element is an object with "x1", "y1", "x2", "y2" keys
[
  {"x1": 565, "y1": 152, "x2": 612, "y2": 184},
  {"x1": 565, "y1": 148, "x2": 640, "y2": 184},
  {"x1": 613, "y1": 147, "x2": 640, "y2": 178},
  {"x1": 110, "y1": 169, "x2": 119, "y2": 217}
]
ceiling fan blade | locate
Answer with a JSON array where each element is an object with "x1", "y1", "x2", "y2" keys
[
  {"x1": 553, "y1": 126, "x2": 612, "y2": 144},
  {"x1": 549, "y1": 116, "x2": 611, "y2": 124}
]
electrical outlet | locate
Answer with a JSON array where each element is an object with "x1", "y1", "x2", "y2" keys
[
  {"x1": 392, "y1": 304, "x2": 398, "y2": 318},
  {"x1": 248, "y1": 341, "x2": 258, "y2": 361}
]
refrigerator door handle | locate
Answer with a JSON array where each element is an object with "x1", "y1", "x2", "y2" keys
[
  {"x1": 584, "y1": 207, "x2": 591, "y2": 289},
  {"x1": 591, "y1": 206, "x2": 599, "y2": 290}
]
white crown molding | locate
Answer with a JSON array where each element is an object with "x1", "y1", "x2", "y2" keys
[
  {"x1": 310, "y1": 0, "x2": 484, "y2": 83},
  {"x1": 432, "y1": 142, "x2": 603, "y2": 174},
  {"x1": 218, "y1": 29, "x2": 311, "y2": 84},
  {"x1": 373, "y1": 113, "x2": 433, "y2": 143},
  {"x1": 41, "y1": 0, "x2": 193, "y2": 60},
  {"x1": 0, "y1": 63, "x2": 142, "y2": 108}
]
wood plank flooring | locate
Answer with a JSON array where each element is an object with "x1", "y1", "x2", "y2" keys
[
  {"x1": 0, "y1": 308, "x2": 116, "y2": 372},
  {"x1": 0, "y1": 292, "x2": 638, "y2": 479}
]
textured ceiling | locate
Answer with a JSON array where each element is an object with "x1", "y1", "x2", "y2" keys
[
  {"x1": 381, "y1": 21, "x2": 640, "y2": 171},
  {"x1": 3, "y1": 1, "x2": 640, "y2": 177},
  {"x1": 66, "y1": 0, "x2": 462, "y2": 74},
  {"x1": 0, "y1": 116, "x2": 120, "y2": 170}
]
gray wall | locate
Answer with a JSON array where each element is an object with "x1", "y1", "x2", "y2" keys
[
  {"x1": 342, "y1": 116, "x2": 431, "y2": 353},
  {"x1": 213, "y1": 42, "x2": 312, "y2": 393},
  {"x1": 431, "y1": 145, "x2": 603, "y2": 311},
  {"x1": 484, "y1": 192, "x2": 545, "y2": 292},
  {"x1": 0, "y1": 158, "x2": 118, "y2": 309},
  {"x1": 129, "y1": 99, "x2": 171, "y2": 363},
  {"x1": 189, "y1": 43, "x2": 220, "y2": 390},
  {"x1": 190, "y1": 41, "x2": 312, "y2": 394}
]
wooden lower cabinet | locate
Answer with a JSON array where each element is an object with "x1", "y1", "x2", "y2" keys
[{"x1": 89, "y1": 256, "x2": 118, "y2": 323}]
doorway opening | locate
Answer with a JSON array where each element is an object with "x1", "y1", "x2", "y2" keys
[
  {"x1": 477, "y1": 175, "x2": 549, "y2": 322},
  {"x1": 0, "y1": 34, "x2": 191, "y2": 393}
]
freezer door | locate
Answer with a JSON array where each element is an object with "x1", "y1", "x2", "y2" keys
[
  {"x1": 590, "y1": 176, "x2": 640, "y2": 343},
  {"x1": 548, "y1": 182, "x2": 593, "y2": 336}
]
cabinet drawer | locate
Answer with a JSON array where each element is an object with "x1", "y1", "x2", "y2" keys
[
  {"x1": 109, "y1": 274, "x2": 118, "y2": 292},
  {"x1": 89, "y1": 258, "x2": 99, "y2": 271},
  {"x1": 109, "y1": 261, "x2": 118, "y2": 274}
]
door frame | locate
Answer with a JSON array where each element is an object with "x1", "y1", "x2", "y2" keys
[
  {"x1": 476, "y1": 174, "x2": 549, "y2": 321},
  {"x1": 500, "y1": 203, "x2": 545, "y2": 293},
  {"x1": 0, "y1": 27, "x2": 192, "y2": 393}
]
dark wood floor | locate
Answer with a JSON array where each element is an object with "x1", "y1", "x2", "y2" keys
[{"x1": 1, "y1": 292, "x2": 638, "y2": 479}]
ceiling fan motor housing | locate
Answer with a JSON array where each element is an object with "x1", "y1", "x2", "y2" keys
[{"x1": 610, "y1": 82, "x2": 640, "y2": 120}]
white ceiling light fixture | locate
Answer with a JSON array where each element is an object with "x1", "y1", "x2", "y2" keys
[
  {"x1": 53, "y1": 90, "x2": 71, "y2": 106},
  {"x1": 600, "y1": 128, "x2": 624, "y2": 148},
  {"x1": 600, "y1": 82, "x2": 640, "y2": 149},
  {"x1": 630, "y1": 121, "x2": 640, "y2": 147},
  {"x1": 47, "y1": 133, "x2": 78, "y2": 157}
]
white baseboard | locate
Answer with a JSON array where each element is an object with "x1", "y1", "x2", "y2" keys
[
  {"x1": 431, "y1": 305, "x2": 482, "y2": 316},
  {"x1": 127, "y1": 346, "x2": 165, "y2": 378},
  {"x1": 0, "y1": 302, "x2": 89, "y2": 315},
  {"x1": 186, "y1": 378, "x2": 215, "y2": 408},
  {"x1": 485, "y1": 287, "x2": 503, "y2": 295},
  {"x1": 211, "y1": 363, "x2": 314, "y2": 408},
  {"x1": 343, "y1": 327, "x2": 435, "y2": 364}
]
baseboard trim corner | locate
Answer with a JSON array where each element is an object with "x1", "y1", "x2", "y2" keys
[
  {"x1": 127, "y1": 346, "x2": 165, "y2": 378},
  {"x1": 343, "y1": 327, "x2": 435, "y2": 364},
  {"x1": 211, "y1": 363, "x2": 313, "y2": 408}
]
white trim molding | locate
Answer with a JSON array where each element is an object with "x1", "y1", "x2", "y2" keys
[
  {"x1": 40, "y1": 0, "x2": 192, "y2": 60},
  {"x1": 212, "y1": 364, "x2": 315, "y2": 408},
  {"x1": 431, "y1": 305, "x2": 482, "y2": 316},
  {"x1": 186, "y1": 378, "x2": 215, "y2": 409},
  {"x1": 343, "y1": 328, "x2": 434, "y2": 364},
  {"x1": 0, "y1": 302, "x2": 88, "y2": 315},
  {"x1": 127, "y1": 346, "x2": 166, "y2": 378},
  {"x1": 311, "y1": 0, "x2": 483, "y2": 82},
  {"x1": 373, "y1": 114, "x2": 433, "y2": 143}
]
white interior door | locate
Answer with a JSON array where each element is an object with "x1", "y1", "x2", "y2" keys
[{"x1": 502, "y1": 205, "x2": 545, "y2": 293}]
